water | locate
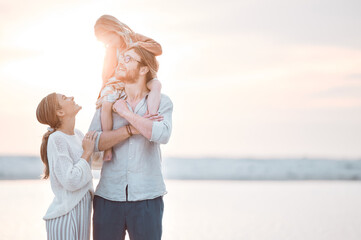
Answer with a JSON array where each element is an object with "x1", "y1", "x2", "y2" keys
[
  {"x1": 1, "y1": 179, "x2": 361, "y2": 240},
  {"x1": 2, "y1": 156, "x2": 361, "y2": 180}
]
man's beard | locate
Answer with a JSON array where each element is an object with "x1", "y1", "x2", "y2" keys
[{"x1": 117, "y1": 68, "x2": 140, "y2": 84}]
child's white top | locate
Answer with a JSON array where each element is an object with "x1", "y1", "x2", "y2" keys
[
  {"x1": 95, "y1": 48, "x2": 125, "y2": 109},
  {"x1": 43, "y1": 129, "x2": 93, "y2": 220},
  {"x1": 96, "y1": 79, "x2": 125, "y2": 109}
]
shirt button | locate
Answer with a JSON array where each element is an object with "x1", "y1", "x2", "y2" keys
[
  {"x1": 127, "y1": 170, "x2": 130, "y2": 174},
  {"x1": 130, "y1": 142, "x2": 132, "y2": 145}
]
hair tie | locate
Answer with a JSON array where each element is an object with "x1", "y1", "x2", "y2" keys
[{"x1": 47, "y1": 127, "x2": 54, "y2": 132}]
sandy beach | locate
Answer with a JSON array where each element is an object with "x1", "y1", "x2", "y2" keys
[{"x1": 1, "y1": 179, "x2": 361, "y2": 240}]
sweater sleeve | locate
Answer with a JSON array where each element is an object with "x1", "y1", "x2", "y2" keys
[
  {"x1": 132, "y1": 33, "x2": 163, "y2": 56},
  {"x1": 48, "y1": 136, "x2": 93, "y2": 192}
]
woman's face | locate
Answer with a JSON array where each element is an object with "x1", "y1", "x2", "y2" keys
[{"x1": 56, "y1": 94, "x2": 81, "y2": 118}]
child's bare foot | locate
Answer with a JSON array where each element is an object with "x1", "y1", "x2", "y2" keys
[{"x1": 103, "y1": 149, "x2": 112, "y2": 161}]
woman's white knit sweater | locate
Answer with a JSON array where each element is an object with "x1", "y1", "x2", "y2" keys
[{"x1": 43, "y1": 129, "x2": 94, "y2": 220}]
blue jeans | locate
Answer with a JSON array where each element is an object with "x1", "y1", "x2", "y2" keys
[{"x1": 93, "y1": 195, "x2": 164, "y2": 240}]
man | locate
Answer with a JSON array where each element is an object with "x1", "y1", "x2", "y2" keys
[{"x1": 89, "y1": 45, "x2": 173, "y2": 240}]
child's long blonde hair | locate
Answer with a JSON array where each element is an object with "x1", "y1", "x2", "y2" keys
[{"x1": 94, "y1": 15, "x2": 135, "y2": 48}]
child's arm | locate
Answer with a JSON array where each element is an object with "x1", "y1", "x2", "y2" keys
[
  {"x1": 147, "y1": 78, "x2": 162, "y2": 115},
  {"x1": 102, "y1": 46, "x2": 118, "y2": 85},
  {"x1": 101, "y1": 102, "x2": 114, "y2": 134},
  {"x1": 101, "y1": 101, "x2": 114, "y2": 161}
]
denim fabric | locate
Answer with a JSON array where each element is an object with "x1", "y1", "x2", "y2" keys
[{"x1": 93, "y1": 195, "x2": 164, "y2": 240}]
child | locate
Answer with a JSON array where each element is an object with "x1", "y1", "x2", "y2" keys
[{"x1": 94, "y1": 15, "x2": 162, "y2": 161}]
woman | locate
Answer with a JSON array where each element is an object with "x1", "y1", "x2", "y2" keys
[
  {"x1": 36, "y1": 92, "x2": 97, "y2": 240},
  {"x1": 94, "y1": 14, "x2": 163, "y2": 161}
]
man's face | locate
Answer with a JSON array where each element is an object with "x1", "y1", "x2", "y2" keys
[{"x1": 115, "y1": 49, "x2": 142, "y2": 83}]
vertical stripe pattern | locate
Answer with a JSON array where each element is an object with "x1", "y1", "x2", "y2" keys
[{"x1": 46, "y1": 192, "x2": 92, "y2": 240}]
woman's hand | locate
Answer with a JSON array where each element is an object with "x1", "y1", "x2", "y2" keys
[{"x1": 81, "y1": 131, "x2": 98, "y2": 161}]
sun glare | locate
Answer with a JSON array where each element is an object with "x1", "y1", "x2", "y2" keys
[{"x1": 1, "y1": 1, "x2": 361, "y2": 158}]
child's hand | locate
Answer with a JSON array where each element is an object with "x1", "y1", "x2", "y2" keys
[{"x1": 143, "y1": 110, "x2": 164, "y2": 122}]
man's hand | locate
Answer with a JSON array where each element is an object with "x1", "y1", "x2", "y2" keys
[
  {"x1": 113, "y1": 99, "x2": 131, "y2": 118},
  {"x1": 129, "y1": 125, "x2": 140, "y2": 135}
]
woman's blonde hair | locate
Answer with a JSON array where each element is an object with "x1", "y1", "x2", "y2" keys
[
  {"x1": 36, "y1": 93, "x2": 62, "y2": 179},
  {"x1": 94, "y1": 15, "x2": 135, "y2": 48}
]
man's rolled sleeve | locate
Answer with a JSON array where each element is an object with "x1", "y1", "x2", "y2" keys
[
  {"x1": 94, "y1": 131, "x2": 103, "y2": 152},
  {"x1": 88, "y1": 108, "x2": 103, "y2": 152},
  {"x1": 150, "y1": 95, "x2": 173, "y2": 144}
]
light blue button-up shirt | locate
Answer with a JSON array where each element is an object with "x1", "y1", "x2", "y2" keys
[{"x1": 88, "y1": 94, "x2": 173, "y2": 201}]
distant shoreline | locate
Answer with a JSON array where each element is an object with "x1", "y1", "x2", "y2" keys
[{"x1": 1, "y1": 156, "x2": 361, "y2": 181}]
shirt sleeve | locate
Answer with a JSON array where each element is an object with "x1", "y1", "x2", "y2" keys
[
  {"x1": 88, "y1": 109, "x2": 103, "y2": 152},
  {"x1": 150, "y1": 95, "x2": 173, "y2": 144},
  {"x1": 132, "y1": 33, "x2": 163, "y2": 56},
  {"x1": 48, "y1": 137, "x2": 93, "y2": 192}
]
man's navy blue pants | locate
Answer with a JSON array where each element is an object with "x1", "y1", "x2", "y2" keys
[{"x1": 93, "y1": 195, "x2": 164, "y2": 240}]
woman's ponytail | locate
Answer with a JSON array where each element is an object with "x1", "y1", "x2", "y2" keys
[{"x1": 36, "y1": 93, "x2": 61, "y2": 179}]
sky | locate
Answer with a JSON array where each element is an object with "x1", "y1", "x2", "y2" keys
[{"x1": 0, "y1": 0, "x2": 361, "y2": 159}]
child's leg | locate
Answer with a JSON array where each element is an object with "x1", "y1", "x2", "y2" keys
[{"x1": 101, "y1": 101, "x2": 114, "y2": 161}]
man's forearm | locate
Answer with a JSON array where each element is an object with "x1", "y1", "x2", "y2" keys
[
  {"x1": 124, "y1": 112, "x2": 153, "y2": 140},
  {"x1": 98, "y1": 126, "x2": 130, "y2": 150}
]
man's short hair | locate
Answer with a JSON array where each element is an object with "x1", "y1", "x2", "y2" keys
[{"x1": 128, "y1": 45, "x2": 159, "y2": 82}]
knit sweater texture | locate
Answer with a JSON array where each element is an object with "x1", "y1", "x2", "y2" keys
[{"x1": 43, "y1": 129, "x2": 93, "y2": 220}]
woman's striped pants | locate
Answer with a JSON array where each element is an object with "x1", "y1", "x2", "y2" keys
[{"x1": 45, "y1": 192, "x2": 92, "y2": 240}]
